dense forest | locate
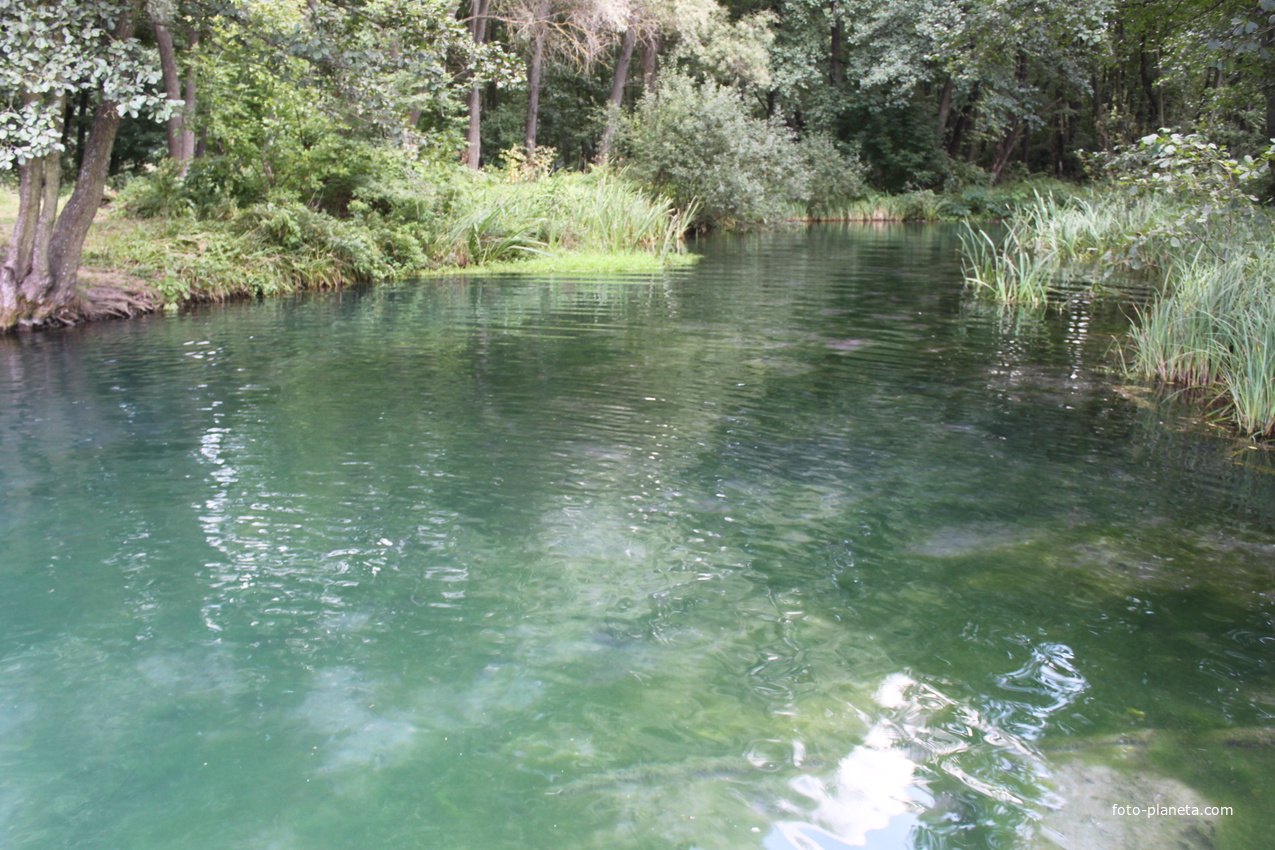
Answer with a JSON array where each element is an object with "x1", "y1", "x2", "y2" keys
[{"x1": 3, "y1": 0, "x2": 1275, "y2": 438}]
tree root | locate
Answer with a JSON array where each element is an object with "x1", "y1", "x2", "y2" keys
[{"x1": 12, "y1": 275, "x2": 162, "y2": 330}]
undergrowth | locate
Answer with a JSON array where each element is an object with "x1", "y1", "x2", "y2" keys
[{"x1": 106, "y1": 162, "x2": 693, "y2": 303}]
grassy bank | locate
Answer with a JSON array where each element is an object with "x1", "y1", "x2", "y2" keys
[
  {"x1": 2, "y1": 167, "x2": 696, "y2": 319},
  {"x1": 109, "y1": 166, "x2": 695, "y2": 302},
  {"x1": 959, "y1": 188, "x2": 1275, "y2": 439}
]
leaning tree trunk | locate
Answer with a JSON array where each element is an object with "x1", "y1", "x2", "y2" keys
[
  {"x1": 597, "y1": 27, "x2": 637, "y2": 163},
  {"x1": 41, "y1": 95, "x2": 129, "y2": 313},
  {"x1": 990, "y1": 121, "x2": 1028, "y2": 184}
]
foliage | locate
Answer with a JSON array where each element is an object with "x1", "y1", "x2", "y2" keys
[
  {"x1": 104, "y1": 162, "x2": 691, "y2": 295},
  {"x1": 0, "y1": 0, "x2": 170, "y2": 168},
  {"x1": 278, "y1": 0, "x2": 518, "y2": 144},
  {"x1": 798, "y1": 134, "x2": 866, "y2": 213},
  {"x1": 1092, "y1": 131, "x2": 1275, "y2": 205},
  {"x1": 617, "y1": 73, "x2": 838, "y2": 227}
]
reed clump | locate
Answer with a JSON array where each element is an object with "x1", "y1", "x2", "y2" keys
[
  {"x1": 439, "y1": 168, "x2": 693, "y2": 266},
  {"x1": 958, "y1": 225, "x2": 1055, "y2": 306},
  {"x1": 956, "y1": 132, "x2": 1275, "y2": 438},
  {"x1": 1130, "y1": 248, "x2": 1275, "y2": 438}
]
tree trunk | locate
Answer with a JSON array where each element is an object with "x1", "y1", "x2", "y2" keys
[
  {"x1": 597, "y1": 26, "x2": 637, "y2": 163},
  {"x1": 935, "y1": 78, "x2": 953, "y2": 146},
  {"x1": 3, "y1": 4, "x2": 140, "y2": 328},
  {"x1": 38, "y1": 96, "x2": 125, "y2": 315},
  {"x1": 640, "y1": 35, "x2": 659, "y2": 94},
  {"x1": 464, "y1": 0, "x2": 490, "y2": 169},
  {"x1": 1139, "y1": 42, "x2": 1160, "y2": 131},
  {"x1": 17, "y1": 153, "x2": 63, "y2": 307},
  {"x1": 1261, "y1": 28, "x2": 1275, "y2": 141},
  {"x1": 180, "y1": 28, "x2": 199, "y2": 168},
  {"x1": 829, "y1": 4, "x2": 844, "y2": 88},
  {"x1": 948, "y1": 86, "x2": 977, "y2": 159},
  {"x1": 154, "y1": 22, "x2": 185, "y2": 162},
  {"x1": 524, "y1": 0, "x2": 550, "y2": 153},
  {"x1": 1, "y1": 158, "x2": 43, "y2": 327},
  {"x1": 990, "y1": 121, "x2": 1027, "y2": 184}
]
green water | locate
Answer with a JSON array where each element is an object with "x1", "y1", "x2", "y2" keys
[{"x1": 2, "y1": 225, "x2": 1273, "y2": 849}]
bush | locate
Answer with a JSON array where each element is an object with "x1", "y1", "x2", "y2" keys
[
  {"x1": 617, "y1": 74, "x2": 813, "y2": 228},
  {"x1": 115, "y1": 161, "x2": 196, "y2": 219},
  {"x1": 799, "y1": 134, "x2": 867, "y2": 215}
]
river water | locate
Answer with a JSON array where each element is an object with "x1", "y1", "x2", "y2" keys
[{"x1": 1, "y1": 225, "x2": 1273, "y2": 849}]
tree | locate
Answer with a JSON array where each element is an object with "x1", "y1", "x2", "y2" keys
[
  {"x1": 149, "y1": 0, "x2": 200, "y2": 174},
  {"x1": 1, "y1": 0, "x2": 169, "y2": 330}
]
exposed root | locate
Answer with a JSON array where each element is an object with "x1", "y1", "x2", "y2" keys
[
  {"x1": 77, "y1": 281, "x2": 161, "y2": 320},
  {"x1": 11, "y1": 270, "x2": 162, "y2": 330}
]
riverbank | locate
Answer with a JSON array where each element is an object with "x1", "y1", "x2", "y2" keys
[
  {"x1": 1, "y1": 168, "x2": 696, "y2": 328},
  {"x1": 2, "y1": 172, "x2": 1071, "y2": 330},
  {"x1": 960, "y1": 188, "x2": 1275, "y2": 440}
]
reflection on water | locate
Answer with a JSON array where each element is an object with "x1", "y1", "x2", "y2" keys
[
  {"x1": 769, "y1": 642, "x2": 1088, "y2": 850},
  {"x1": 1, "y1": 225, "x2": 1273, "y2": 849}
]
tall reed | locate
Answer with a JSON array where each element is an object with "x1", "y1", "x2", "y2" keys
[
  {"x1": 440, "y1": 171, "x2": 691, "y2": 264},
  {"x1": 1131, "y1": 248, "x2": 1275, "y2": 437},
  {"x1": 961, "y1": 187, "x2": 1275, "y2": 438},
  {"x1": 958, "y1": 224, "x2": 1057, "y2": 306}
]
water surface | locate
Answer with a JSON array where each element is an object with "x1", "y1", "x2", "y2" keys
[{"x1": 2, "y1": 225, "x2": 1273, "y2": 849}]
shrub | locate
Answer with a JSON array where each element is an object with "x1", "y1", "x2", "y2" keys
[
  {"x1": 115, "y1": 161, "x2": 196, "y2": 219},
  {"x1": 799, "y1": 134, "x2": 867, "y2": 215},
  {"x1": 616, "y1": 73, "x2": 811, "y2": 228}
]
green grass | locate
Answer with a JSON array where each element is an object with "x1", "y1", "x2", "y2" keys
[
  {"x1": 0, "y1": 188, "x2": 19, "y2": 233},
  {"x1": 437, "y1": 169, "x2": 693, "y2": 265}
]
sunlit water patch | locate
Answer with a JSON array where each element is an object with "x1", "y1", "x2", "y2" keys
[{"x1": 1, "y1": 225, "x2": 1273, "y2": 849}]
